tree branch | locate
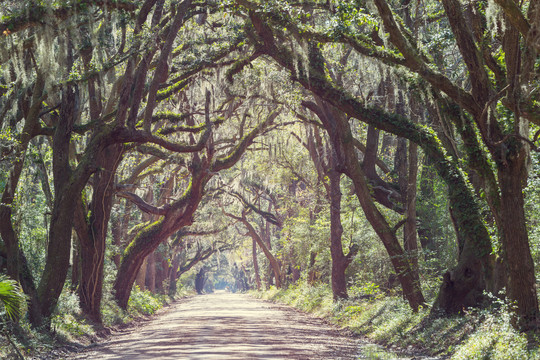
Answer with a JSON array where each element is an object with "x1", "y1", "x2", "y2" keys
[{"x1": 116, "y1": 191, "x2": 170, "y2": 215}]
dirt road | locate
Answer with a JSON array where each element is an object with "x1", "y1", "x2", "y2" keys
[{"x1": 68, "y1": 291, "x2": 361, "y2": 359}]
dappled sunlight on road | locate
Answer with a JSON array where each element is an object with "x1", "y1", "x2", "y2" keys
[{"x1": 69, "y1": 291, "x2": 358, "y2": 359}]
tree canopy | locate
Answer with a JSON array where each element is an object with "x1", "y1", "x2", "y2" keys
[{"x1": 1, "y1": 0, "x2": 540, "y2": 345}]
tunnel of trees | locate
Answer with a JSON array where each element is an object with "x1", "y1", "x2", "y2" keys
[{"x1": 1, "y1": 0, "x2": 540, "y2": 346}]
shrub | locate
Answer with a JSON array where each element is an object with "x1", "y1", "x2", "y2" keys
[
  {"x1": 452, "y1": 302, "x2": 529, "y2": 360},
  {"x1": 51, "y1": 289, "x2": 95, "y2": 340},
  {"x1": 128, "y1": 286, "x2": 167, "y2": 316},
  {"x1": 0, "y1": 274, "x2": 26, "y2": 321}
]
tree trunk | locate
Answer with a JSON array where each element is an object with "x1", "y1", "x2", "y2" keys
[
  {"x1": 498, "y1": 155, "x2": 539, "y2": 328},
  {"x1": 307, "y1": 251, "x2": 318, "y2": 285},
  {"x1": 136, "y1": 259, "x2": 148, "y2": 290},
  {"x1": 71, "y1": 230, "x2": 81, "y2": 290},
  {"x1": 168, "y1": 253, "x2": 181, "y2": 296},
  {"x1": 74, "y1": 144, "x2": 123, "y2": 324},
  {"x1": 417, "y1": 156, "x2": 438, "y2": 258},
  {"x1": 242, "y1": 218, "x2": 282, "y2": 288},
  {"x1": 37, "y1": 85, "x2": 81, "y2": 325},
  {"x1": 111, "y1": 199, "x2": 132, "y2": 268},
  {"x1": 328, "y1": 164, "x2": 349, "y2": 299},
  {"x1": 146, "y1": 251, "x2": 156, "y2": 293},
  {"x1": 252, "y1": 239, "x2": 262, "y2": 290},
  {"x1": 404, "y1": 142, "x2": 420, "y2": 285},
  {"x1": 195, "y1": 268, "x2": 206, "y2": 294},
  {"x1": 114, "y1": 173, "x2": 205, "y2": 309},
  {"x1": 315, "y1": 98, "x2": 426, "y2": 310},
  {"x1": 155, "y1": 254, "x2": 168, "y2": 294}
]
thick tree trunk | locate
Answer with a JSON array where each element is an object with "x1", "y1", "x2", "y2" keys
[
  {"x1": 498, "y1": 157, "x2": 539, "y2": 328},
  {"x1": 74, "y1": 144, "x2": 123, "y2": 324},
  {"x1": 328, "y1": 165, "x2": 349, "y2": 299},
  {"x1": 37, "y1": 85, "x2": 81, "y2": 324},
  {"x1": 115, "y1": 222, "x2": 163, "y2": 309},
  {"x1": 38, "y1": 187, "x2": 78, "y2": 322},
  {"x1": 114, "y1": 174, "x2": 205, "y2": 309}
]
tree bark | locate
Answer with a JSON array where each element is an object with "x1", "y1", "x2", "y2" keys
[
  {"x1": 37, "y1": 84, "x2": 81, "y2": 324},
  {"x1": 252, "y1": 239, "x2": 262, "y2": 290},
  {"x1": 73, "y1": 144, "x2": 124, "y2": 324},
  {"x1": 241, "y1": 217, "x2": 282, "y2": 289},
  {"x1": 146, "y1": 251, "x2": 156, "y2": 293},
  {"x1": 417, "y1": 156, "x2": 439, "y2": 261},
  {"x1": 328, "y1": 165, "x2": 349, "y2": 299},
  {"x1": 136, "y1": 259, "x2": 148, "y2": 290},
  {"x1": 168, "y1": 252, "x2": 181, "y2": 296},
  {"x1": 195, "y1": 267, "x2": 206, "y2": 294},
  {"x1": 113, "y1": 168, "x2": 206, "y2": 309},
  {"x1": 498, "y1": 153, "x2": 539, "y2": 327},
  {"x1": 404, "y1": 142, "x2": 420, "y2": 285}
]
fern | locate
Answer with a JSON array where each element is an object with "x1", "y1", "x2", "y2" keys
[{"x1": 0, "y1": 274, "x2": 26, "y2": 321}]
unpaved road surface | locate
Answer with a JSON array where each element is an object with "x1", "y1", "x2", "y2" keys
[{"x1": 68, "y1": 291, "x2": 360, "y2": 359}]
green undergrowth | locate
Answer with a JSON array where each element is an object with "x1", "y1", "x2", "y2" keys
[
  {"x1": 1, "y1": 285, "x2": 194, "y2": 359},
  {"x1": 252, "y1": 282, "x2": 540, "y2": 359}
]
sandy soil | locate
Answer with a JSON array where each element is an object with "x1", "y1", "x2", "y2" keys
[{"x1": 66, "y1": 291, "x2": 361, "y2": 360}]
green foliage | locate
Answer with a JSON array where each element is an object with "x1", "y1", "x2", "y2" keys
[
  {"x1": 452, "y1": 299, "x2": 529, "y2": 360},
  {"x1": 51, "y1": 313, "x2": 95, "y2": 339},
  {"x1": 256, "y1": 282, "x2": 334, "y2": 317},
  {"x1": 254, "y1": 282, "x2": 539, "y2": 359},
  {"x1": 51, "y1": 289, "x2": 95, "y2": 340},
  {"x1": 524, "y1": 151, "x2": 540, "y2": 273},
  {"x1": 101, "y1": 291, "x2": 130, "y2": 326},
  {"x1": 127, "y1": 286, "x2": 167, "y2": 316},
  {"x1": 348, "y1": 281, "x2": 382, "y2": 300},
  {"x1": 0, "y1": 274, "x2": 26, "y2": 321}
]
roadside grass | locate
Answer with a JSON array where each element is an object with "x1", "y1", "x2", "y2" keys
[
  {"x1": 0, "y1": 284, "x2": 195, "y2": 359},
  {"x1": 252, "y1": 282, "x2": 539, "y2": 359}
]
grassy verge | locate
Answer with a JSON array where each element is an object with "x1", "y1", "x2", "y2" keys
[
  {"x1": 252, "y1": 282, "x2": 539, "y2": 359},
  {"x1": 0, "y1": 286, "x2": 195, "y2": 359}
]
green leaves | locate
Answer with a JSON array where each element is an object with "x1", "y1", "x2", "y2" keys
[{"x1": 0, "y1": 274, "x2": 26, "y2": 321}]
